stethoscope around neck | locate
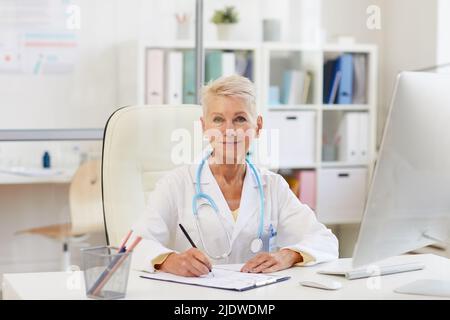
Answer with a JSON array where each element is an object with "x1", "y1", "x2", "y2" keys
[{"x1": 191, "y1": 152, "x2": 265, "y2": 260}]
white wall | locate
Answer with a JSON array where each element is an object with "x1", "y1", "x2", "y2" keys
[
  {"x1": 322, "y1": 0, "x2": 438, "y2": 146},
  {"x1": 437, "y1": 0, "x2": 450, "y2": 65}
]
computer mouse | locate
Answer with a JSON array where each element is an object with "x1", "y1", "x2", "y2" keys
[{"x1": 299, "y1": 279, "x2": 342, "y2": 290}]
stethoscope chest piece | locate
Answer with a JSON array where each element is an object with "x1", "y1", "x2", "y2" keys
[{"x1": 250, "y1": 238, "x2": 263, "y2": 253}]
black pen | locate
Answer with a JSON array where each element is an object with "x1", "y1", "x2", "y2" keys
[{"x1": 178, "y1": 223, "x2": 214, "y2": 277}]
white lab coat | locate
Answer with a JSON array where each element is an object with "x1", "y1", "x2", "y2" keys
[{"x1": 132, "y1": 163, "x2": 338, "y2": 272}]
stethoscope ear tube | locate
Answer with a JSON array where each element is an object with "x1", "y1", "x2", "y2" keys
[{"x1": 192, "y1": 152, "x2": 266, "y2": 259}]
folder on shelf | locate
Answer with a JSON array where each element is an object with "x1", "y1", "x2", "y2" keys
[
  {"x1": 337, "y1": 112, "x2": 360, "y2": 162},
  {"x1": 337, "y1": 54, "x2": 354, "y2": 104},
  {"x1": 166, "y1": 51, "x2": 183, "y2": 104},
  {"x1": 358, "y1": 113, "x2": 369, "y2": 162},
  {"x1": 146, "y1": 49, "x2": 164, "y2": 104},
  {"x1": 328, "y1": 70, "x2": 341, "y2": 105},
  {"x1": 183, "y1": 50, "x2": 196, "y2": 104},
  {"x1": 281, "y1": 70, "x2": 293, "y2": 104},
  {"x1": 298, "y1": 170, "x2": 316, "y2": 210},
  {"x1": 221, "y1": 52, "x2": 236, "y2": 77},
  {"x1": 243, "y1": 53, "x2": 253, "y2": 81},
  {"x1": 352, "y1": 54, "x2": 367, "y2": 104},
  {"x1": 323, "y1": 59, "x2": 337, "y2": 104},
  {"x1": 302, "y1": 72, "x2": 312, "y2": 104},
  {"x1": 205, "y1": 51, "x2": 223, "y2": 83},
  {"x1": 282, "y1": 70, "x2": 306, "y2": 105}
]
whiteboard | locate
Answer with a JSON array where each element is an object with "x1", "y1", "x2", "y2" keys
[{"x1": 0, "y1": 0, "x2": 119, "y2": 129}]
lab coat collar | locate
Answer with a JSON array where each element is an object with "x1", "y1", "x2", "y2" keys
[{"x1": 190, "y1": 162, "x2": 267, "y2": 187}]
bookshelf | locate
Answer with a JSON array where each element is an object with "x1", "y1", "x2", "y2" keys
[{"x1": 118, "y1": 41, "x2": 378, "y2": 225}]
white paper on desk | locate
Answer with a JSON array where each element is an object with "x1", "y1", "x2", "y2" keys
[
  {"x1": 139, "y1": 267, "x2": 290, "y2": 291},
  {"x1": 213, "y1": 264, "x2": 244, "y2": 272}
]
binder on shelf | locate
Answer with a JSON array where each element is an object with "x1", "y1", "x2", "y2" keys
[
  {"x1": 183, "y1": 50, "x2": 196, "y2": 104},
  {"x1": 324, "y1": 53, "x2": 367, "y2": 105},
  {"x1": 323, "y1": 59, "x2": 337, "y2": 104},
  {"x1": 337, "y1": 54, "x2": 354, "y2": 104},
  {"x1": 328, "y1": 71, "x2": 341, "y2": 105},
  {"x1": 358, "y1": 113, "x2": 369, "y2": 162},
  {"x1": 268, "y1": 86, "x2": 280, "y2": 105},
  {"x1": 166, "y1": 51, "x2": 183, "y2": 104},
  {"x1": 146, "y1": 49, "x2": 164, "y2": 104},
  {"x1": 243, "y1": 53, "x2": 253, "y2": 81},
  {"x1": 298, "y1": 170, "x2": 316, "y2": 210},
  {"x1": 336, "y1": 112, "x2": 370, "y2": 162},
  {"x1": 336, "y1": 112, "x2": 360, "y2": 162},
  {"x1": 302, "y1": 72, "x2": 312, "y2": 104},
  {"x1": 235, "y1": 51, "x2": 253, "y2": 81},
  {"x1": 291, "y1": 71, "x2": 306, "y2": 105},
  {"x1": 281, "y1": 70, "x2": 311, "y2": 105},
  {"x1": 221, "y1": 52, "x2": 236, "y2": 77},
  {"x1": 281, "y1": 70, "x2": 293, "y2": 104},
  {"x1": 352, "y1": 54, "x2": 367, "y2": 104},
  {"x1": 205, "y1": 51, "x2": 223, "y2": 83}
]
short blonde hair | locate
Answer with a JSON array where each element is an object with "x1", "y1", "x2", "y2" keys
[{"x1": 201, "y1": 75, "x2": 257, "y2": 119}]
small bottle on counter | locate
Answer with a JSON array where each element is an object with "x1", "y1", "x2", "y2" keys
[{"x1": 42, "y1": 151, "x2": 51, "y2": 169}]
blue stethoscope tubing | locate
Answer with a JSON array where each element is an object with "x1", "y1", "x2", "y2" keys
[{"x1": 192, "y1": 152, "x2": 265, "y2": 259}]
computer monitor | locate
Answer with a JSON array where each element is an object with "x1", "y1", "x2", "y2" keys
[{"x1": 352, "y1": 72, "x2": 450, "y2": 296}]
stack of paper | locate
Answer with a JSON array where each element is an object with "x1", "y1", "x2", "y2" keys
[{"x1": 140, "y1": 266, "x2": 290, "y2": 291}]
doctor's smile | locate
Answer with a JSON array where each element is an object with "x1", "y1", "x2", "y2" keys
[{"x1": 133, "y1": 75, "x2": 339, "y2": 278}]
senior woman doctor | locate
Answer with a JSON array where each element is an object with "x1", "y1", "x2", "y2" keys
[{"x1": 133, "y1": 75, "x2": 338, "y2": 277}]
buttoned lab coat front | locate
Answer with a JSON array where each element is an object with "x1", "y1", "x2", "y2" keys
[{"x1": 132, "y1": 163, "x2": 339, "y2": 272}]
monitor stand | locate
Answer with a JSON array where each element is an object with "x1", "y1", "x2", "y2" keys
[{"x1": 395, "y1": 279, "x2": 450, "y2": 298}]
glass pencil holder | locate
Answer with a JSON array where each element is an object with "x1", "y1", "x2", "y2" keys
[{"x1": 81, "y1": 246, "x2": 132, "y2": 300}]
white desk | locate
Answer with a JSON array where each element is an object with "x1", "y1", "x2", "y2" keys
[
  {"x1": 0, "y1": 169, "x2": 75, "y2": 185},
  {"x1": 2, "y1": 254, "x2": 450, "y2": 300}
]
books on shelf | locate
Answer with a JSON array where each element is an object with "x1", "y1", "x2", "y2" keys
[
  {"x1": 323, "y1": 53, "x2": 367, "y2": 105},
  {"x1": 146, "y1": 48, "x2": 254, "y2": 104},
  {"x1": 335, "y1": 112, "x2": 369, "y2": 162},
  {"x1": 277, "y1": 70, "x2": 312, "y2": 105}
]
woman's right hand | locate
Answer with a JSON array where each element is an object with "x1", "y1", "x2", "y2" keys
[{"x1": 157, "y1": 248, "x2": 212, "y2": 277}]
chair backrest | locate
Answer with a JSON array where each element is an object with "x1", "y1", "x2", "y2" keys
[
  {"x1": 69, "y1": 159, "x2": 104, "y2": 235},
  {"x1": 102, "y1": 105, "x2": 203, "y2": 246}
]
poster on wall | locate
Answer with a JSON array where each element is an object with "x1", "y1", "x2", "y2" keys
[{"x1": 0, "y1": 0, "x2": 80, "y2": 75}]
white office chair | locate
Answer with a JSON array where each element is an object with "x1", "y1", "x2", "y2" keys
[
  {"x1": 101, "y1": 105, "x2": 203, "y2": 248},
  {"x1": 16, "y1": 159, "x2": 104, "y2": 270}
]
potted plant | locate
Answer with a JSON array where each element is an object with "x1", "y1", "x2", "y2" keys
[{"x1": 211, "y1": 6, "x2": 239, "y2": 41}]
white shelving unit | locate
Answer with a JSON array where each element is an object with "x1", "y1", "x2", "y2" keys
[
  {"x1": 118, "y1": 41, "x2": 262, "y2": 108},
  {"x1": 118, "y1": 40, "x2": 378, "y2": 225}
]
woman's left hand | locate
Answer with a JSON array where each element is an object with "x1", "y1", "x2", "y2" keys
[{"x1": 241, "y1": 249, "x2": 302, "y2": 273}]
